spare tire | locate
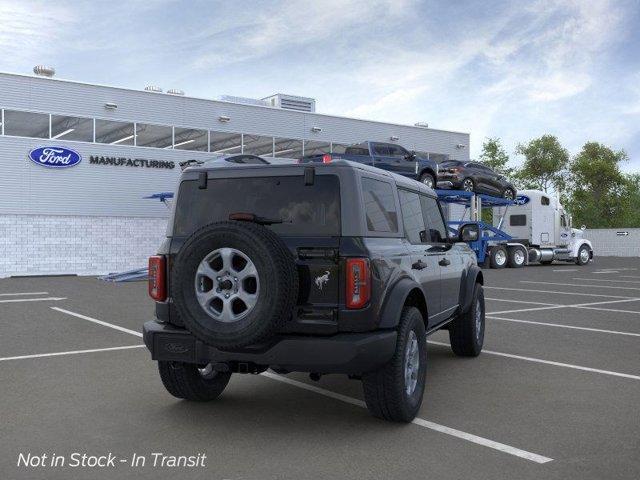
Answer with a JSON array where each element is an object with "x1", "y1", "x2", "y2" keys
[{"x1": 172, "y1": 221, "x2": 298, "y2": 349}]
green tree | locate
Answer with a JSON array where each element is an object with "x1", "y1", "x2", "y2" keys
[
  {"x1": 479, "y1": 137, "x2": 514, "y2": 177},
  {"x1": 566, "y1": 142, "x2": 629, "y2": 228},
  {"x1": 514, "y1": 135, "x2": 569, "y2": 193},
  {"x1": 622, "y1": 174, "x2": 640, "y2": 227}
]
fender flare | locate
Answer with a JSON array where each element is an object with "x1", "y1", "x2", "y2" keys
[
  {"x1": 459, "y1": 265, "x2": 483, "y2": 313},
  {"x1": 571, "y1": 239, "x2": 593, "y2": 258},
  {"x1": 378, "y1": 277, "x2": 426, "y2": 329}
]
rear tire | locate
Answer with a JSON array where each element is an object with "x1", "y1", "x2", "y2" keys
[
  {"x1": 489, "y1": 245, "x2": 507, "y2": 269},
  {"x1": 462, "y1": 178, "x2": 475, "y2": 192},
  {"x1": 158, "y1": 361, "x2": 231, "y2": 401},
  {"x1": 362, "y1": 306, "x2": 427, "y2": 423},
  {"x1": 507, "y1": 246, "x2": 526, "y2": 268},
  {"x1": 449, "y1": 283, "x2": 484, "y2": 357}
]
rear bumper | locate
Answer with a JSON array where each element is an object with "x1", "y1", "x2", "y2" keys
[{"x1": 143, "y1": 320, "x2": 397, "y2": 375}]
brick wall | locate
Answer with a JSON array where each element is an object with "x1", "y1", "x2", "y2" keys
[{"x1": 0, "y1": 214, "x2": 168, "y2": 277}]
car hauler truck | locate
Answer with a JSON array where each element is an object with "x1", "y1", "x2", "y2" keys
[
  {"x1": 493, "y1": 189, "x2": 593, "y2": 267},
  {"x1": 437, "y1": 189, "x2": 593, "y2": 268}
]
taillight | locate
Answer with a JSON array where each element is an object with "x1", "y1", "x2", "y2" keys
[
  {"x1": 346, "y1": 258, "x2": 370, "y2": 309},
  {"x1": 322, "y1": 154, "x2": 332, "y2": 163},
  {"x1": 148, "y1": 255, "x2": 167, "y2": 301}
]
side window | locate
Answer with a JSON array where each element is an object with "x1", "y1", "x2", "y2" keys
[
  {"x1": 398, "y1": 190, "x2": 426, "y2": 244},
  {"x1": 372, "y1": 144, "x2": 390, "y2": 156},
  {"x1": 510, "y1": 214, "x2": 527, "y2": 226},
  {"x1": 361, "y1": 178, "x2": 398, "y2": 233},
  {"x1": 560, "y1": 215, "x2": 567, "y2": 227},
  {"x1": 387, "y1": 145, "x2": 407, "y2": 158},
  {"x1": 541, "y1": 196, "x2": 550, "y2": 206},
  {"x1": 420, "y1": 195, "x2": 448, "y2": 243}
]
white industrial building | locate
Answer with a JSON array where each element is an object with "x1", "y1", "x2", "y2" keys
[{"x1": 0, "y1": 68, "x2": 470, "y2": 277}]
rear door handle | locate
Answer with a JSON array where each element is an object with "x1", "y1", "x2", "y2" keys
[
  {"x1": 412, "y1": 260, "x2": 427, "y2": 270},
  {"x1": 439, "y1": 257, "x2": 451, "y2": 267}
]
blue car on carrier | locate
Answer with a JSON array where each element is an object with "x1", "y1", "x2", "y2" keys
[{"x1": 300, "y1": 141, "x2": 439, "y2": 189}]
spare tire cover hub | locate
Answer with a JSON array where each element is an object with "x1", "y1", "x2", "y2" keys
[{"x1": 195, "y1": 247, "x2": 259, "y2": 323}]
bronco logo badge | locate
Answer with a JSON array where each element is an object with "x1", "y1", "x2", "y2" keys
[{"x1": 315, "y1": 271, "x2": 330, "y2": 291}]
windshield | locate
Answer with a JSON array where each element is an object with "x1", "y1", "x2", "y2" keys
[{"x1": 173, "y1": 174, "x2": 341, "y2": 237}]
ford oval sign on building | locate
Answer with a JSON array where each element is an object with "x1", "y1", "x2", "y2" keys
[{"x1": 28, "y1": 146, "x2": 82, "y2": 168}]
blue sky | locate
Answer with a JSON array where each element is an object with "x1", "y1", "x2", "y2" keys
[{"x1": 1, "y1": 0, "x2": 639, "y2": 171}]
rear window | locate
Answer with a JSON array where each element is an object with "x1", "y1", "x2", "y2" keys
[{"x1": 174, "y1": 175, "x2": 341, "y2": 236}]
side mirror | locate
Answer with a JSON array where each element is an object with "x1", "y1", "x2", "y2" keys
[
  {"x1": 404, "y1": 151, "x2": 416, "y2": 160},
  {"x1": 459, "y1": 223, "x2": 480, "y2": 242}
]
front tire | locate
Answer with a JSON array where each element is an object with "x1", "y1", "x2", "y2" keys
[
  {"x1": 449, "y1": 283, "x2": 484, "y2": 357},
  {"x1": 362, "y1": 306, "x2": 427, "y2": 423},
  {"x1": 158, "y1": 361, "x2": 231, "y2": 401},
  {"x1": 576, "y1": 245, "x2": 591, "y2": 265},
  {"x1": 419, "y1": 172, "x2": 436, "y2": 189},
  {"x1": 462, "y1": 178, "x2": 475, "y2": 192}
]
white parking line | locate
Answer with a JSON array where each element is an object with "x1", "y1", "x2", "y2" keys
[
  {"x1": 521, "y1": 281, "x2": 640, "y2": 291},
  {"x1": 262, "y1": 372, "x2": 553, "y2": 464},
  {"x1": 553, "y1": 269, "x2": 578, "y2": 272},
  {"x1": 485, "y1": 286, "x2": 638, "y2": 299},
  {"x1": 0, "y1": 291, "x2": 49, "y2": 296},
  {"x1": 428, "y1": 341, "x2": 640, "y2": 381},
  {"x1": 575, "y1": 305, "x2": 640, "y2": 315},
  {"x1": 487, "y1": 297, "x2": 640, "y2": 316},
  {"x1": 51, "y1": 307, "x2": 143, "y2": 337},
  {"x1": 593, "y1": 271, "x2": 619, "y2": 274},
  {"x1": 0, "y1": 297, "x2": 66, "y2": 304},
  {"x1": 620, "y1": 275, "x2": 640, "y2": 279},
  {"x1": 486, "y1": 298, "x2": 559, "y2": 306},
  {"x1": 572, "y1": 278, "x2": 640, "y2": 284},
  {"x1": 487, "y1": 315, "x2": 640, "y2": 337},
  {"x1": 0, "y1": 345, "x2": 145, "y2": 362}
]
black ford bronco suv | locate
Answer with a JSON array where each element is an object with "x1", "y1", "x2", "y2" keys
[{"x1": 144, "y1": 159, "x2": 484, "y2": 422}]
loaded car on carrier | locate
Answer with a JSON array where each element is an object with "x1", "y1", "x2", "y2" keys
[{"x1": 144, "y1": 159, "x2": 485, "y2": 422}]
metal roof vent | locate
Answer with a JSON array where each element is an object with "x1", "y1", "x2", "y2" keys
[
  {"x1": 144, "y1": 85, "x2": 163, "y2": 93},
  {"x1": 167, "y1": 89, "x2": 185, "y2": 96},
  {"x1": 262, "y1": 94, "x2": 316, "y2": 112},
  {"x1": 33, "y1": 65, "x2": 55, "y2": 77}
]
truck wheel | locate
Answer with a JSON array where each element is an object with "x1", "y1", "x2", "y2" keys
[
  {"x1": 158, "y1": 361, "x2": 231, "y2": 401},
  {"x1": 419, "y1": 172, "x2": 435, "y2": 189},
  {"x1": 172, "y1": 221, "x2": 298, "y2": 349},
  {"x1": 576, "y1": 245, "x2": 591, "y2": 265},
  {"x1": 507, "y1": 246, "x2": 526, "y2": 268},
  {"x1": 449, "y1": 283, "x2": 484, "y2": 357},
  {"x1": 489, "y1": 245, "x2": 507, "y2": 269},
  {"x1": 362, "y1": 306, "x2": 427, "y2": 423}
]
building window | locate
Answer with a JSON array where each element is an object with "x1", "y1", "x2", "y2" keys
[
  {"x1": 173, "y1": 127, "x2": 208, "y2": 151},
  {"x1": 243, "y1": 134, "x2": 273, "y2": 156},
  {"x1": 273, "y1": 137, "x2": 303, "y2": 158},
  {"x1": 210, "y1": 131, "x2": 243, "y2": 154},
  {"x1": 95, "y1": 119, "x2": 135, "y2": 145},
  {"x1": 51, "y1": 114, "x2": 93, "y2": 142},
  {"x1": 303, "y1": 140, "x2": 331, "y2": 156},
  {"x1": 136, "y1": 123, "x2": 173, "y2": 148},
  {"x1": 361, "y1": 177, "x2": 398, "y2": 233},
  {"x1": 3, "y1": 110, "x2": 49, "y2": 138}
]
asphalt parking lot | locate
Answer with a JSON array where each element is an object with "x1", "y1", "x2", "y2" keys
[{"x1": 1, "y1": 257, "x2": 639, "y2": 480}]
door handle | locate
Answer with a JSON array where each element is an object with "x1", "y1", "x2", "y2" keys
[
  {"x1": 412, "y1": 260, "x2": 427, "y2": 270},
  {"x1": 439, "y1": 258, "x2": 451, "y2": 267}
]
